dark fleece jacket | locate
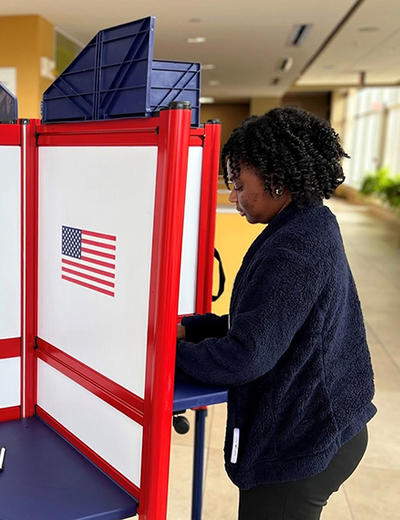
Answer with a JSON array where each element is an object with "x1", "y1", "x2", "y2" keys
[{"x1": 176, "y1": 202, "x2": 376, "y2": 490}]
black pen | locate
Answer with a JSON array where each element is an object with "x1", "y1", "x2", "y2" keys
[{"x1": 0, "y1": 447, "x2": 5, "y2": 473}]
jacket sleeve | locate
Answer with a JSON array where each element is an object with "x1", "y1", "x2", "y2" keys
[
  {"x1": 176, "y1": 249, "x2": 326, "y2": 386},
  {"x1": 181, "y1": 313, "x2": 229, "y2": 343}
]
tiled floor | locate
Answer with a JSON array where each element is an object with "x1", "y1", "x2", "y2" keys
[{"x1": 167, "y1": 195, "x2": 400, "y2": 520}]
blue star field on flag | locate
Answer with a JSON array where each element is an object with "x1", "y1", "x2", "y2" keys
[{"x1": 62, "y1": 226, "x2": 82, "y2": 259}]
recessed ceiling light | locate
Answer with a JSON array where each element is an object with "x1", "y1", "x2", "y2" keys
[
  {"x1": 186, "y1": 37, "x2": 207, "y2": 44},
  {"x1": 280, "y1": 57, "x2": 294, "y2": 72},
  {"x1": 202, "y1": 64, "x2": 216, "y2": 70},
  {"x1": 208, "y1": 80, "x2": 220, "y2": 86},
  {"x1": 200, "y1": 97, "x2": 215, "y2": 104},
  {"x1": 358, "y1": 27, "x2": 380, "y2": 32},
  {"x1": 288, "y1": 24, "x2": 313, "y2": 46}
]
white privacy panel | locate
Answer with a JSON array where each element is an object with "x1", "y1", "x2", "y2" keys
[
  {"x1": 0, "y1": 357, "x2": 21, "y2": 408},
  {"x1": 38, "y1": 147, "x2": 158, "y2": 398},
  {"x1": 0, "y1": 147, "x2": 21, "y2": 339},
  {"x1": 37, "y1": 360, "x2": 142, "y2": 487},
  {"x1": 178, "y1": 147, "x2": 203, "y2": 315}
]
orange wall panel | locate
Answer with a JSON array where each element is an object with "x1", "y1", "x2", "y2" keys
[{"x1": 0, "y1": 15, "x2": 54, "y2": 118}]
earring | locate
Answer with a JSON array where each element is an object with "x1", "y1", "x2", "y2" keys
[{"x1": 275, "y1": 187, "x2": 283, "y2": 196}]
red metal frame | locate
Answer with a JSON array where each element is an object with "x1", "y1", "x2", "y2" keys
[
  {"x1": 0, "y1": 124, "x2": 22, "y2": 422},
  {"x1": 0, "y1": 124, "x2": 20, "y2": 145},
  {"x1": 20, "y1": 121, "x2": 25, "y2": 415},
  {"x1": 38, "y1": 119, "x2": 159, "y2": 134},
  {"x1": 38, "y1": 134, "x2": 202, "y2": 147},
  {"x1": 36, "y1": 406, "x2": 140, "y2": 498},
  {"x1": 37, "y1": 119, "x2": 159, "y2": 147},
  {"x1": 195, "y1": 122, "x2": 221, "y2": 314},
  {"x1": 23, "y1": 120, "x2": 39, "y2": 417},
  {"x1": 38, "y1": 133, "x2": 158, "y2": 147},
  {"x1": 0, "y1": 124, "x2": 22, "y2": 421},
  {"x1": 0, "y1": 338, "x2": 21, "y2": 359},
  {"x1": 0, "y1": 406, "x2": 21, "y2": 423},
  {"x1": 36, "y1": 338, "x2": 144, "y2": 425},
  {"x1": 139, "y1": 108, "x2": 191, "y2": 520},
  {"x1": 36, "y1": 119, "x2": 203, "y2": 147}
]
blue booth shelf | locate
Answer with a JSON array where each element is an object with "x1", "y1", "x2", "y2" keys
[
  {"x1": 0, "y1": 417, "x2": 137, "y2": 520},
  {"x1": 42, "y1": 17, "x2": 200, "y2": 126},
  {"x1": 173, "y1": 379, "x2": 228, "y2": 411},
  {"x1": 0, "y1": 81, "x2": 18, "y2": 123}
]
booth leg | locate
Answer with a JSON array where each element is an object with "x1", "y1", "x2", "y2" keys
[{"x1": 191, "y1": 407, "x2": 207, "y2": 520}]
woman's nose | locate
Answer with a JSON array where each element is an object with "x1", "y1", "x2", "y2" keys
[{"x1": 229, "y1": 188, "x2": 237, "y2": 204}]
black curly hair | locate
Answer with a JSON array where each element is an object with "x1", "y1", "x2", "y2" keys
[{"x1": 221, "y1": 106, "x2": 349, "y2": 207}]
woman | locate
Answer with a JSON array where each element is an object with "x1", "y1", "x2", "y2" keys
[{"x1": 176, "y1": 106, "x2": 376, "y2": 520}]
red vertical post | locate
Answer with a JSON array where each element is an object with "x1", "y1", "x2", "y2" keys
[
  {"x1": 22, "y1": 119, "x2": 39, "y2": 417},
  {"x1": 0, "y1": 124, "x2": 22, "y2": 422},
  {"x1": 139, "y1": 104, "x2": 192, "y2": 519},
  {"x1": 196, "y1": 121, "x2": 221, "y2": 314}
]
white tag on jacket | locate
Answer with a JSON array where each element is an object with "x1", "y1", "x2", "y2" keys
[{"x1": 230, "y1": 428, "x2": 240, "y2": 464}]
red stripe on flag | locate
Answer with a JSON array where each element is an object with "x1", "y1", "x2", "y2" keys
[
  {"x1": 82, "y1": 230, "x2": 116, "y2": 241},
  {"x1": 62, "y1": 275, "x2": 115, "y2": 297},
  {"x1": 81, "y1": 247, "x2": 116, "y2": 260},
  {"x1": 62, "y1": 267, "x2": 115, "y2": 288},
  {"x1": 81, "y1": 239, "x2": 116, "y2": 251},
  {"x1": 62, "y1": 258, "x2": 115, "y2": 278},
  {"x1": 81, "y1": 256, "x2": 115, "y2": 269}
]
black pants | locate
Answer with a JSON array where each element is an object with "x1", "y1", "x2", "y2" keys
[{"x1": 238, "y1": 426, "x2": 368, "y2": 520}]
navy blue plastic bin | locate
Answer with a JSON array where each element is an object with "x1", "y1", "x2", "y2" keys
[
  {"x1": 42, "y1": 17, "x2": 201, "y2": 126},
  {"x1": 0, "y1": 81, "x2": 18, "y2": 122},
  {"x1": 95, "y1": 18, "x2": 156, "y2": 121},
  {"x1": 148, "y1": 60, "x2": 200, "y2": 125},
  {"x1": 42, "y1": 39, "x2": 98, "y2": 123}
]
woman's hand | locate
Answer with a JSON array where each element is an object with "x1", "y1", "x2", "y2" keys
[{"x1": 177, "y1": 325, "x2": 186, "y2": 341}]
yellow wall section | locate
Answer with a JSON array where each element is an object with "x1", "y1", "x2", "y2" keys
[
  {"x1": 212, "y1": 213, "x2": 263, "y2": 316},
  {"x1": 0, "y1": 15, "x2": 54, "y2": 118}
]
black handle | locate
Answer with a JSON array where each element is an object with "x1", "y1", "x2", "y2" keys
[{"x1": 212, "y1": 248, "x2": 226, "y2": 302}]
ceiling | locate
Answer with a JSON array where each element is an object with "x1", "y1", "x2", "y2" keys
[
  {"x1": 1, "y1": 0, "x2": 399, "y2": 101},
  {"x1": 298, "y1": 0, "x2": 400, "y2": 87}
]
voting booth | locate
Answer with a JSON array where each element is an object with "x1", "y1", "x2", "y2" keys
[{"x1": 0, "y1": 18, "x2": 223, "y2": 520}]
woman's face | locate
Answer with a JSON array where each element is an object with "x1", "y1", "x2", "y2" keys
[{"x1": 227, "y1": 162, "x2": 292, "y2": 224}]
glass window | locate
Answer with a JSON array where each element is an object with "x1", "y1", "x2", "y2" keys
[
  {"x1": 383, "y1": 107, "x2": 400, "y2": 175},
  {"x1": 342, "y1": 87, "x2": 400, "y2": 187}
]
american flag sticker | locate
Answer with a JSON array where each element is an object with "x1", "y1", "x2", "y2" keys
[{"x1": 61, "y1": 226, "x2": 116, "y2": 297}]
